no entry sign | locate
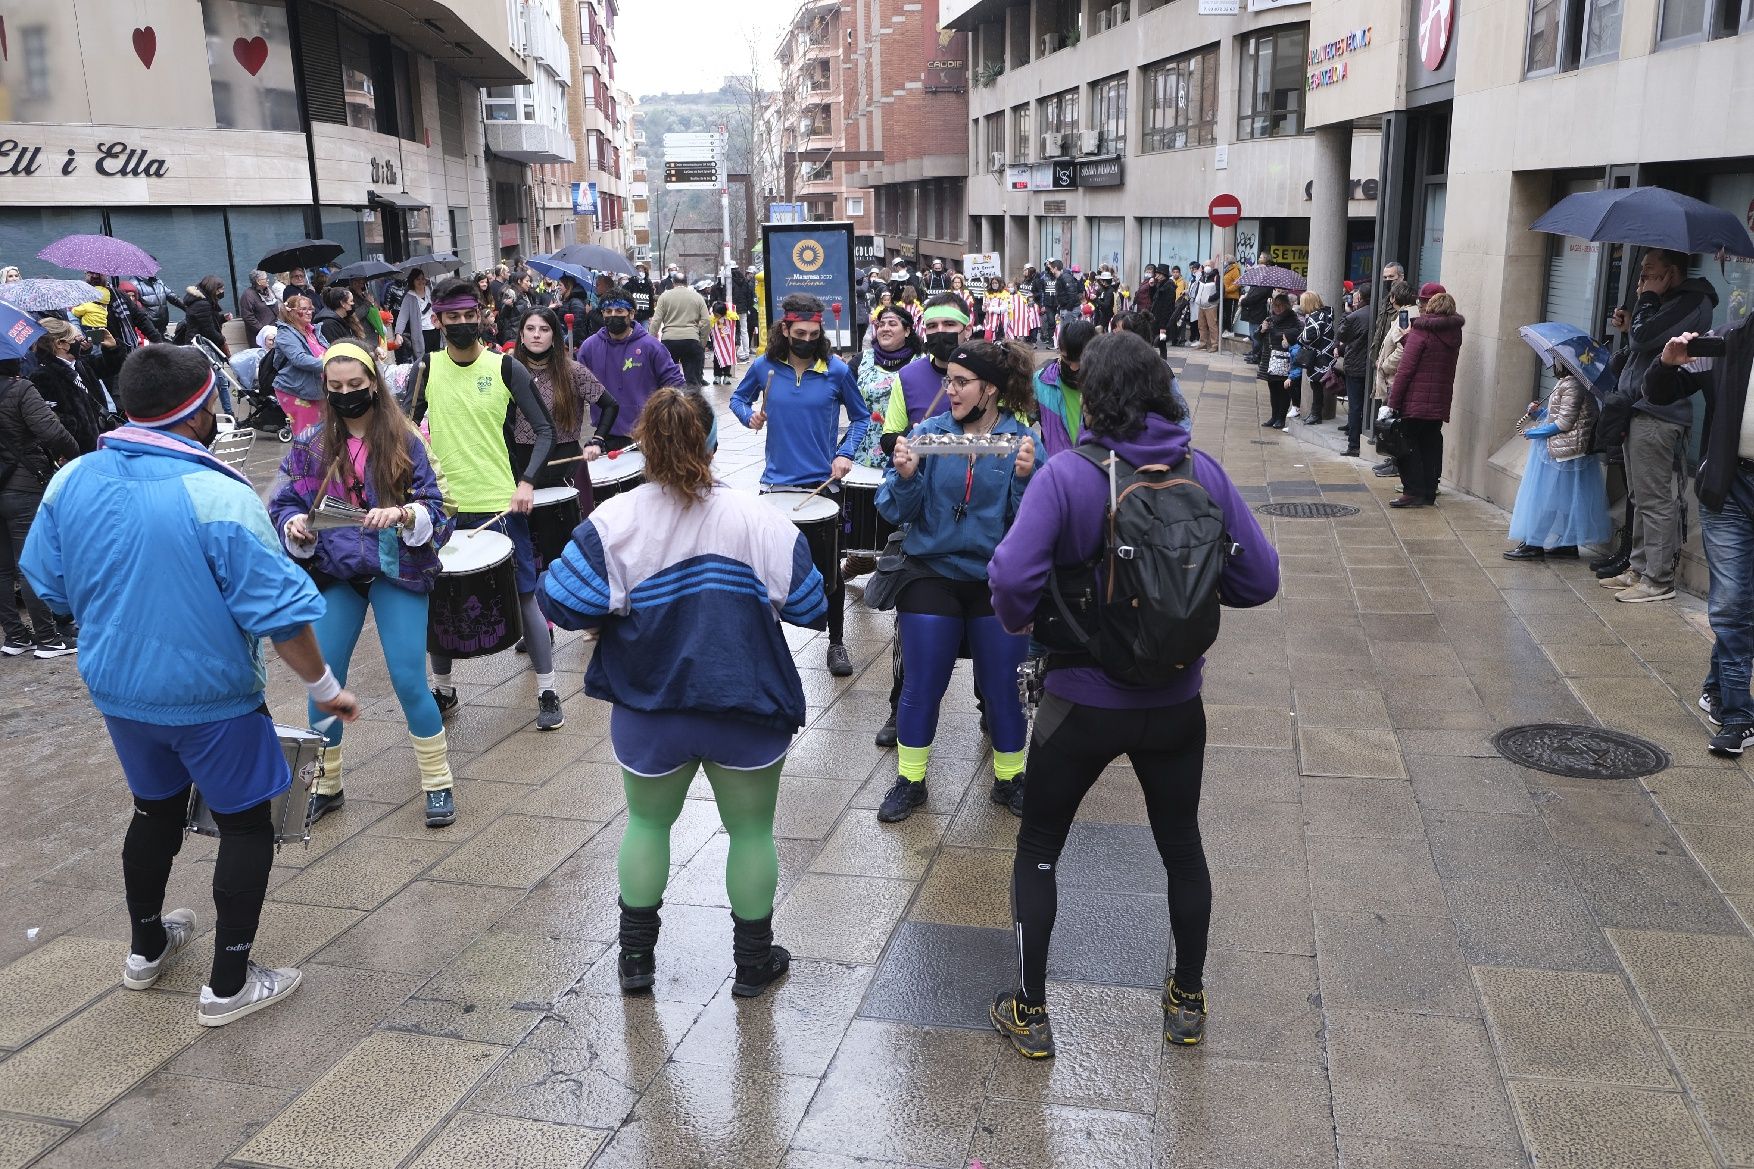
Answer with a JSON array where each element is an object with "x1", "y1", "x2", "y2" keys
[{"x1": 1208, "y1": 194, "x2": 1242, "y2": 228}]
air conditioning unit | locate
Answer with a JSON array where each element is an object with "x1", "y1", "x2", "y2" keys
[
  {"x1": 1110, "y1": 3, "x2": 1127, "y2": 27},
  {"x1": 1039, "y1": 33, "x2": 1063, "y2": 55},
  {"x1": 988, "y1": 151, "x2": 1006, "y2": 172},
  {"x1": 1040, "y1": 132, "x2": 1065, "y2": 158},
  {"x1": 1079, "y1": 129, "x2": 1103, "y2": 155}
]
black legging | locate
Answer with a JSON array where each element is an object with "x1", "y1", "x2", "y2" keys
[
  {"x1": 1265, "y1": 376, "x2": 1291, "y2": 425},
  {"x1": 1012, "y1": 693, "x2": 1211, "y2": 1002}
]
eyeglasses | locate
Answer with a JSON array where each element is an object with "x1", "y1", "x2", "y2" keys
[{"x1": 945, "y1": 375, "x2": 982, "y2": 390}]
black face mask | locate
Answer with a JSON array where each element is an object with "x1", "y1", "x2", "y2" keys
[
  {"x1": 442, "y1": 322, "x2": 482, "y2": 349},
  {"x1": 924, "y1": 333, "x2": 959, "y2": 363},
  {"x1": 959, "y1": 396, "x2": 991, "y2": 426},
  {"x1": 1061, "y1": 363, "x2": 1081, "y2": 389},
  {"x1": 329, "y1": 388, "x2": 374, "y2": 418},
  {"x1": 604, "y1": 317, "x2": 631, "y2": 335},
  {"x1": 193, "y1": 409, "x2": 220, "y2": 449},
  {"x1": 791, "y1": 336, "x2": 825, "y2": 361}
]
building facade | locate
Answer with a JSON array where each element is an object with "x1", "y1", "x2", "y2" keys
[
  {"x1": 776, "y1": 0, "x2": 874, "y2": 233},
  {"x1": 486, "y1": 0, "x2": 576, "y2": 258},
  {"x1": 845, "y1": 0, "x2": 971, "y2": 268},
  {"x1": 557, "y1": 0, "x2": 633, "y2": 255},
  {"x1": 945, "y1": 0, "x2": 1379, "y2": 283},
  {"x1": 0, "y1": 0, "x2": 526, "y2": 302}
]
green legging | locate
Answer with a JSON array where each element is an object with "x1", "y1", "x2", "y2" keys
[{"x1": 618, "y1": 759, "x2": 784, "y2": 919}]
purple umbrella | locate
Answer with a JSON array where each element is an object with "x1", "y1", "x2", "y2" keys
[
  {"x1": 1240, "y1": 264, "x2": 1307, "y2": 292},
  {"x1": 39, "y1": 234, "x2": 160, "y2": 277}
]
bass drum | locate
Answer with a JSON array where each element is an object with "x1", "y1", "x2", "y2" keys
[
  {"x1": 840, "y1": 464, "x2": 895, "y2": 553},
  {"x1": 592, "y1": 449, "x2": 646, "y2": 504},
  {"x1": 428, "y1": 530, "x2": 523, "y2": 658},
  {"x1": 528, "y1": 485, "x2": 582, "y2": 570}
]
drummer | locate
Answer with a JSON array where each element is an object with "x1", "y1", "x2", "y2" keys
[
  {"x1": 270, "y1": 342, "x2": 457, "y2": 827},
  {"x1": 411, "y1": 276, "x2": 563, "y2": 732},
  {"x1": 510, "y1": 306, "x2": 618, "y2": 503},
  {"x1": 20, "y1": 344, "x2": 358, "y2": 1026},
  {"x1": 730, "y1": 292, "x2": 871, "y2": 677},
  {"x1": 879, "y1": 294, "x2": 976, "y2": 442}
]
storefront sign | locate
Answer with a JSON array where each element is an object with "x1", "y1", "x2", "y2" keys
[
  {"x1": 0, "y1": 138, "x2": 171, "y2": 178},
  {"x1": 1268, "y1": 244, "x2": 1309, "y2": 275},
  {"x1": 1042, "y1": 199, "x2": 1068, "y2": 215},
  {"x1": 1418, "y1": 0, "x2": 1453, "y2": 71},
  {"x1": 1075, "y1": 158, "x2": 1123, "y2": 188},
  {"x1": 1307, "y1": 26, "x2": 1372, "y2": 89},
  {"x1": 855, "y1": 235, "x2": 883, "y2": 266},
  {"x1": 1006, "y1": 164, "x2": 1033, "y2": 191},
  {"x1": 1198, "y1": 0, "x2": 1241, "y2": 13},
  {"x1": 1049, "y1": 161, "x2": 1078, "y2": 190},
  {"x1": 925, "y1": 22, "x2": 968, "y2": 94},
  {"x1": 1302, "y1": 178, "x2": 1381, "y2": 201},
  {"x1": 369, "y1": 157, "x2": 399, "y2": 185}
]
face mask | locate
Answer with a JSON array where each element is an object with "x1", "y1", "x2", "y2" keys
[
  {"x1": 959, "y1": 396, "x2": 990, "y2": 425},
  {"x1": 1061, "y1": 363, "x2": 1081, "y2": 389},
  {"x1": 791, "y1": 336, "x2": 825, "y2": 361},
  {"x1": 329, "y1": 388, "x2": 374, "y2": 418},
  {"x1": 605, "y1": 317, "x2": 630, "y2": 335},
  {"x1": 924, "y1": 333, "x2": 958, "y2": 363},
  {"x1": 442, "y1": 321, "x2": 481, "y2": 349},
  {"x1": 193, "y1": 408, "x2": 220, "y2": 449}
]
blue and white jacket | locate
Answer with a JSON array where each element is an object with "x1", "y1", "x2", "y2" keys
[
  {"x1": 539, "y1": 481, "x2": 827, "y2": 732},
  {"x1": 21, "y1": 427, "x2": 327, "y2": 726},
  {"x1": 877, "y1": 411, "x2": 1036, "y2": 582}
]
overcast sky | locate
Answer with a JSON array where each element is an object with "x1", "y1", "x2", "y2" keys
[{"x1": 618, "y1": 0, "x2": 796, "y2": 100}]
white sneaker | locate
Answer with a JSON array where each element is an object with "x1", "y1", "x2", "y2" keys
[
  {"x1": 1288, "y1": 405, "x2": 1301, "y2": 419},
  {"x1": 122, "y1": 908, "x2": 198, "y2": 990},
  {"x1": 197, "y1": 962, "x2": 302, "y2": 1027}
]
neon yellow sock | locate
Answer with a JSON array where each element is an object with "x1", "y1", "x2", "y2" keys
[
  {"x1": 897, "y1": 743, "x2": 931, "y2": 782},
  {"x1": 994, "y1": 749, "x2": 1026, "y2": 781}
]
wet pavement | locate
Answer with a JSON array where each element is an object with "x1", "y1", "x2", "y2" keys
[{"x1": 2, "y1": 346, "x2": 1752, "y2": 1168}]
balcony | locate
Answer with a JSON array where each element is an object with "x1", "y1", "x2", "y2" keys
[{"x1": 484, "y1": 118, "x2": 575, "y2": 164}]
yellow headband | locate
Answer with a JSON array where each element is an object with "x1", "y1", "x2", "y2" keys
[{"x1": 323, "y1": 341, "x2": 377, "y2": 378}]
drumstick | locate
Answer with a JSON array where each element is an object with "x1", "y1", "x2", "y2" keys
[
  {"x1": 793, "y1": 477, "x2": 837, "y2": 510},
  {"x1": 759, "y1": 369, "x2": 775, "y2": 415},
  {"x1": 468, "y1": 510, "x2": 509, "y2": 534},
  {"x1": 548, "y1": 442, "x2": 640, "y2": 468}
]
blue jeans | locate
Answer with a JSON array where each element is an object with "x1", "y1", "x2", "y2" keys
[{"x1": 1699, "y1": 478, "x2": 1754, "y2": 727}]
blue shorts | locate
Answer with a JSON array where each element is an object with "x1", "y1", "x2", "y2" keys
[
  {"x1": 457, "y1": 511, "x2": 538, "y2": 594},
  {"x1": 104, "y1": 709, "x2": 290, "y2": 815},
  {"x1": 610, "y1": 706, "x2": 791, "y2": 777}
]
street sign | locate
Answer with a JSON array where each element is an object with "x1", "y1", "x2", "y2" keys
[
  {"x1": 665, "y1": 159, "x2": 721, "y2": 189},
  {"x1": 1208, "y1": 193, "x2": 1242, "y2": 228}
]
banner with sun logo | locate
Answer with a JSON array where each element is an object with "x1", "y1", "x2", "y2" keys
[{"x1": 762, "y1": 221, "x2": 857, "y2": 351}]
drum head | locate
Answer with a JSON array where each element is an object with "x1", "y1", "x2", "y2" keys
[
  {"x1": 531, "y1": 486, "x2": 578, "y2": 508},
  {"x1": 440, "y1": 530, "x2": 514, "y2": 573},
  {"x1": 843, "y1": 465, "x2": 884, "y2": 488},
  {"x1": 595, "y1": 450, "x2": 646, "y2": 485},
  {"x1": 764, "y1": 491, "x2": 841, "y2": 524}
]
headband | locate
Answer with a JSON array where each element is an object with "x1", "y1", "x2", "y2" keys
[
  {"x1": 873, "y1": 303, "x2": 916, "y2": 328},
  {"x1": 323, "y1": 341, "x2": 378, "y2": 378},
  {"x1": 948, "y1": 346, "x2": 1008, "y2": 390},
  {"x1": 600, "y1": 296, "x2": 633, "y2": 311},
  {"x1": 431, "y1": 294, "x2": 480, "y2": 313},
  {"x1": 782, "y1": 311, "x2": 823, "y2": 323},
  {"x1": 129, "y1": 368, "x2": 215, "y2": 429},
  {"x1": 921, "y1": 304, "x2": 971, "y2": 327}
]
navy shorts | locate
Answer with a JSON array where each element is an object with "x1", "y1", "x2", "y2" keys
[
  {"x1": 457, "y1": 511, "x2": 538, "y2": 594},
  {"x1": 105, "y1": 709, "x2": 290, "y2": 815}
]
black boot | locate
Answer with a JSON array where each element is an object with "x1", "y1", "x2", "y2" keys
[
  {"x1": 1592, "y1": 512, "x2": 1632, "y2": 576},
  {"x1": 617, "y1": 898, "x2": 660, "y2": 993},
  {"x1": 1502, "y1": 543, "x2": 1544, "y2": 561},
  {"x1": 731, "y1": 911, "x2": 791, "y2": 998}
]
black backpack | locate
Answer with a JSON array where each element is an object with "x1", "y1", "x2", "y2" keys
[
  {"x1": 256, "y1": 345, "x2": 285, "y2": 398},
  {"x1": 1035, "y1": 444, "x2": 1231, "y2": 686}
]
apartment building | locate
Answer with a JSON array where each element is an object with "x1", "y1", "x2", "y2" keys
[
  {"x1": 557, "y1": 0, "x2": 633, "y2": 254},
  {"x1": 486, "y1": 0, "x2": 576, "y2": 258},
  {"x1": 775, "y1": 0, "x2": 873, "y2": 231}
]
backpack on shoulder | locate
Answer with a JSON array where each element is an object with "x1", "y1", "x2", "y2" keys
[{"x1": 1034, "y1": 443, "x2": 1232, "y2": 686}]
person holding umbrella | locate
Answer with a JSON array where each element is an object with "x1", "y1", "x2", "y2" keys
[
  {"x1": 0, "y1": 318, "x2": 80, "y2": 658},
  {"x1": 1504, "y1": 329, "x2": 1613, "y2": 560}
]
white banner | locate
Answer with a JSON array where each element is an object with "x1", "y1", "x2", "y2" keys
[
  {"x1": 1198, "y1": 0, "x2": 1241, "y2": 13},
  {"x1": 963, "y1": 252, "x2": 1003, "y2": 280}
]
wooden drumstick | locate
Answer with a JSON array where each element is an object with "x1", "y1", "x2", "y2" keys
[
  {"x1": 549, "y1": 441, "x2": 638, "y2": 467},
  {"x1": 468, "y1": 510, "x2": 509, "y2": 534},
  {"x1": 792, "y1": 477, "x2": 837, "y2": 510},
  {"x1": 759, "y1": 369, "x2": 775, "y2": 414}
]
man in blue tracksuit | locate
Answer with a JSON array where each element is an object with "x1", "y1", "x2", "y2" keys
[
  {"x1": 731, "y1": 292, "x2": 870, "y2": 675},
  {"x1": 22, "y1": 344, "x2": 358, "y2": 1028}
]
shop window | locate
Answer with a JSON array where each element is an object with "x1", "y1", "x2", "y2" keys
[
  {"x1": 201, "y1": 0, "x2": 299, "y2": 132},
  {"x1": 1237, "y1": 26, "x2": 1307, "y2": 140},
  {"x1": 0, "y1": 210, "x2": 105, "y2": 279},
  {"x1": 1013, "y1": 104, "x2": 1032, "y2": 162},
  {"x1": 1143, "y1": 46, "x2": 1218, "y2": 152},
  {"x1": 109, "y1": 209, "x2": 231, "y2": 310},
  {"x1": 1139, "y1": 217, "x2": 1215, "y2": 274},
  {"x1": 1526, "y1": 0, "x2": 1622, "y2": 73},
  {"x1": 1657, "y1": 0, "x2": 1752, "y2": 42},
  {"x1": 0, "y1": 10, "x2": 88, "y2": 125},
  {"x1": 338, "y1": 20, "x2": 378, "y2": 131},
  {"x1": 224, "y1": 206, "x2": 311, "y2": 303},
  {"x1": 1090, "y1": 75, "x2": 1127, "y2": 155}
]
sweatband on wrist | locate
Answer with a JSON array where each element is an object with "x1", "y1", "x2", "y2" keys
[{"x1": 305, "y1": 666, "x2": 342, "y2": 704}]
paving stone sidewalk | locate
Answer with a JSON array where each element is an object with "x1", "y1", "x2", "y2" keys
[{"x1": 0, "y1": 347, "x2": 1751, "y2": 1168}]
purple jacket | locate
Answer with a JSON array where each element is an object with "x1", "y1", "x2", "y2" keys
[
  {"x1": 895, "y1": 358, "x2": 948, "y2": 424},
  {"x1": 990, "y1": 413, "x2": 1280, "y2": 709},
  {"x1": 575, "y1": 321, "x2": 684, "y2": 438}
]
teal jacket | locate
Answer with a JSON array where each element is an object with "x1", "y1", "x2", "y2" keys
[
  {"x1": 22, "y1": 428, "x2": 326, "y2": 726},
  {"x1": 876, "y1": 411, "x2": 1035, "y2": 581}
]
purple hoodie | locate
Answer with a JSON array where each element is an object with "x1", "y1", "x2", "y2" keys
[
  {"x1": 990, "y1": 412, "x2": 1280, "y2": 709},
  {"x1": 575, "y1": 321, "x2": 684, "y2": 437}
]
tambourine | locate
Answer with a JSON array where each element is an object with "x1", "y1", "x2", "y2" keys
[{"x1": 909, "y1": 433, "x2": 1024, "y2": 457}]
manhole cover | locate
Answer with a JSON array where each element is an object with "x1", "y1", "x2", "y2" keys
[
  {"x1": 1255, "y1": 501, "x2": 1361, "y2": 519},
  {"x1": 1494, "y1": 724, "x2": 1670, "y2": 780}
]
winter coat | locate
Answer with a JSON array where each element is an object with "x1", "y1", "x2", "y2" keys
[
  {"x1": 1618, "y1": 277, "x2": 1717, "y2": 427},
  {"x1": 651, "y1": 284, "x2": 711, "y2": 345},
  {"x1": 575, "y1": 321, "x2": 684, "y2": 437},
  {"x1": 0, "y1": 375, "x2": 78, "y2": 490},
  {"x1": 1241, "y1": 284, "x2": 1273, "y2": 325},
  {"x1": 1540, "y1": 373, "x2": 1598, "y2": 463},
  {"x1": 877, "y1": 411, "x2": 1035, "y2": 582},
  {"x1": 1376, "y1": 308, "x2": 1418, "y2": 384},
  {"x1": 314, "y1": 306, "x2": 364, "y2": 347},
  {"x1": 182, "y1": 289, "x2": 229, "y2": 355},
  {"x1": 1256, "y1": 309, "x2": 1302, "y2": 381},
  {"x1": 29, "y1": 357, "x2": 107, "y2": 454},
  {"x1": 1338, "y1": 302, "x2": 1375, "y2": 377},
  {"x1": 273, "y1": 322, "x2": 327, "y2": 402},
  {"x1": 394, "y1": 290, "x2": 433, "y2": 359},
  {"x1": 1299, "y1": 306, "x2": 1338, "y2": 378},
  {"x1": 133, "y1": 276, "x2": 172, "y2": 331},
  {"x1": 240, "y1": 286, "x2": 279, "y2": 334},
  {"x1": 1388, "y1": 312, "x2": 1466, "y2": 422},
  {"x1": 1644, "y1": 307, "x2": 1754, "y2": 512}
]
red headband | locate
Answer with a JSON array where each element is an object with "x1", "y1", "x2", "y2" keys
[{"x1": 783, "y1": 312, "x2": 823, "y2": 323}]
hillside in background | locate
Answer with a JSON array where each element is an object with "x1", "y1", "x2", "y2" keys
[{"x1": 637, "y1": 86, "x2": 766, "y2": 277}]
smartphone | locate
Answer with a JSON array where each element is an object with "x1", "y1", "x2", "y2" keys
[
  {"x1": 1687, "y1": 335, "x2": 1727, "y2": 358},
  {"x1": 1398, "y1": 310, "x2": 1410, "y2": 329}
]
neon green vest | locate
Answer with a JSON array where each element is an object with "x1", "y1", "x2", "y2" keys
[{"x1": 425, "y1": 350, "x2": 515, "y2": 514}]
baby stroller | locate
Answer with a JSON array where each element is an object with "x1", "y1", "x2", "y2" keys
[{"x1": 201, "y1": 335, "x2": 292, "y2": 442}]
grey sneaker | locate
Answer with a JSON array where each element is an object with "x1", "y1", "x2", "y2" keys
[
  {"x1": 1616, "y1": 579, "x2": 1675, "y2": 603},
  {"x1": 121, "y1": 908, "x2": 197, "y2": 990},
  {"x1": 537, "y1": 689, "x2": 565, "y2": 731},
  {"x1": 198, "y1": 962, "x2": 302, "y2": 1027}
]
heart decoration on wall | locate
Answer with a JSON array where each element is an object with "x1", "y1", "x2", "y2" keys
[
  {"x1": 132, "y1": 26, "x2": 157, "y2": 69},
  {"x1": 233, "y1": 36, "x2": 268, "y2": 76}
]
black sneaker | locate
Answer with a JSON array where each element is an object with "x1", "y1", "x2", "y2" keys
[
  {"x1": 32, "y1": 636, "x2": 75, "y2": 659},
  {"x1": 990, "y1": 992, "x2": 1055, "y2": 1059},
  {"x1": 1700, "y1": 690, "x2": 1725, "y2": 728},
  {"x1": 432, "y1": 687, "x2": 459, "y2": 719},
  {"x1": 732, "y1": 943, "x2": 792, "y2": 998},
  {"x1": 826, "y1": 643, "x2": 853, "y2": 677},
  {"x1": 618, "y1": 949, "x2": 655, "y2": 993},
  {"x1": 1162, "y1": 980, "x2": 1207, "y2": 1046},
  {"x1": 425, "y1": 788, "x2": 456, "y2": 827},
  {"x1": 876, "y1": 777, "x2": 927, "y2": 823},
  {"x1": 991, "y1": 771, "x2": 1027, "y2": 817},
  {"x1": 1372, "y1": 460, "x2": 1398, "y2": 477},
  {"x1": 537, "y1": 689, "x2": 565, "y2": 731},
  {"x1": 1708, "y1": 723, "x2": 1754, "y2": 757},
  {"x1": 1, "y1": 635, "x2": 31, "y2": 657},
  {"x1": 874, "y1": 715, "x2": 897, "y2": 749},
  {"x1": 307, "y1": 790, "x2": 345, "y2": 825}
]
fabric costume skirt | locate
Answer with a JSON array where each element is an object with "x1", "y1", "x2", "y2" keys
[{"x1": 1509, "y1": 440, "x2": 1612, "y2": 549}]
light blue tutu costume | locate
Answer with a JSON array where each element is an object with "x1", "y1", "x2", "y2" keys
[{"x1": 1509, "y1": 375, "x2": 1612, "y2": 549}]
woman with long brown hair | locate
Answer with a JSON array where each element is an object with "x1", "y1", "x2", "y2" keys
[
  {"x1": 270, "y1": 342, "x2": 459, "y2": 826},
  {"x1": 540, "y1": 387, "x2": 826, "y2": 1000},
  {"x1": 509, "y1": 306, "x2": 619, "y2": 505}
]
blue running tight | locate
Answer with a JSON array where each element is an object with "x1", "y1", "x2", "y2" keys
[
  {"x1": 895, "y1": 575, "x2": 1029, "y2": 773},
  {"x1": 308, "y1": 579, "x2": 443, "y2": 743}
]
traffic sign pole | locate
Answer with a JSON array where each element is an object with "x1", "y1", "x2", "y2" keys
[{"x1": 1207, "y1": 194, "x2": 1242, "y2": 353}]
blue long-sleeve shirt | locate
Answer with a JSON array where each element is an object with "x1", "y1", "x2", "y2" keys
[
  {"x1": 876, "y1": 411, "x2": 1035, "y2": 582},
  {"x1": 730, "y1": 355, "x2": 870, "y2": 487}
]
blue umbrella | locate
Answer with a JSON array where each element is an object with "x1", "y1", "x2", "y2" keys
[
  {"x1": 525, "y1": 255, "x2": 594, "y2": 285},
  {"x1": 1531, "y1": 186, "x2": 1754, "y2": 258},
  {"x1": 1518, "y1": 322, "x2": 1615, "y2": 398},
  {"x1": 0, "y1": 303, "x2": 46, "y2": 360}
]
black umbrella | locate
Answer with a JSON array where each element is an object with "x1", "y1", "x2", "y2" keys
[
  {"x1": 1531, "y1": 186, "x2": 1754, "y2": 258},
  {"x1": 259, "y1": 239, "x2": 346, "y2": 273},
  {"x1": 547, "y1": 243, "x2": 635, "y2": 277},
  {"x1": 329, "y1": 259, "x2": 401, "y2": 281},
  {"x1": 402, "y1": 252, "x2": 462, "y2": 277}
]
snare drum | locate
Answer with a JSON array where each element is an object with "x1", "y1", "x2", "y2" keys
[
  {"x1": 428, "y1": 530, "x2": 524, "y2": 658},
  {"x1": 593, "y1": 450, "x2": 646, "y2": 503},
  {"x1": 528, "y1": 485, "x2": 582, "y2": 569},
  {"x1": 840, "y1": 465, "x2": 895, "y2": 553},
  {"x1": 187, "y1": 724, "x2": 323, "y2": 848},
  {"x1": 763, "y1": 490, "x2": 842, "y2": 589}
]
